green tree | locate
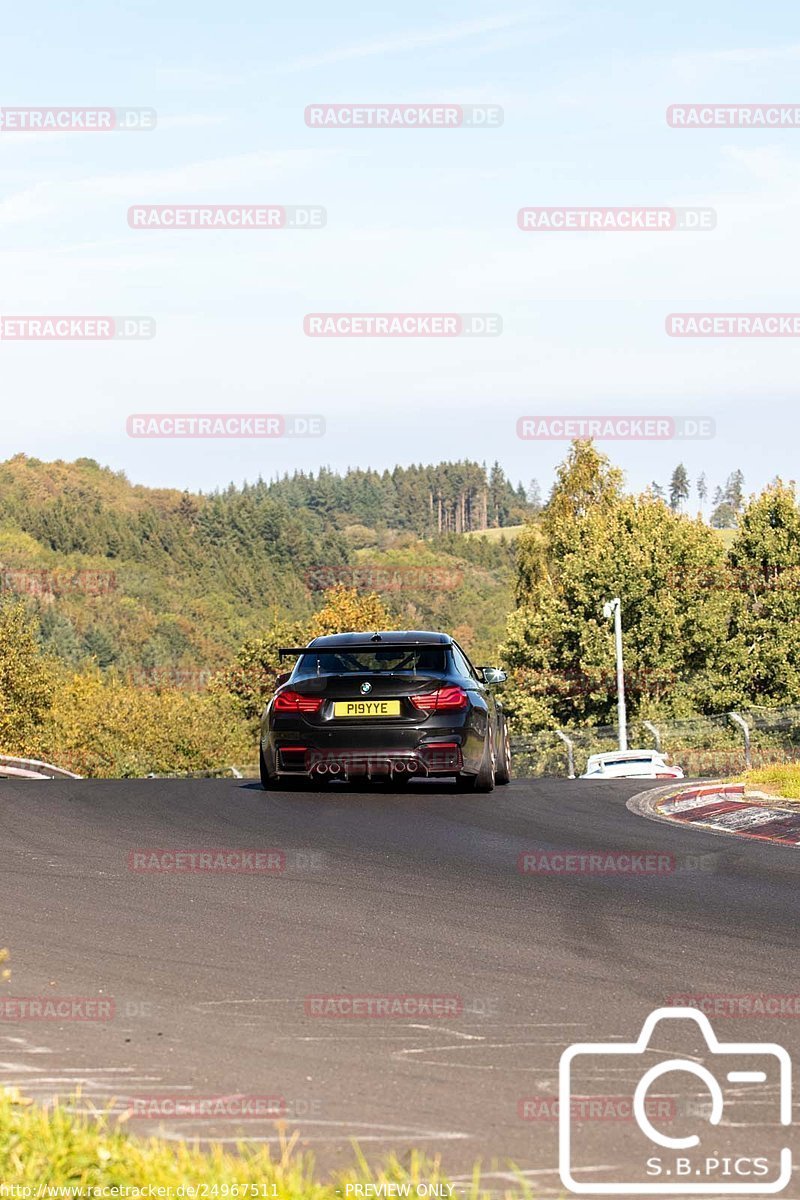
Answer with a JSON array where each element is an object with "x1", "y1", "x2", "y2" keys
[
  {"x1": 543, "y1": 441, "x2": 624, "y2": 540},
  {"x1": 37, "y1": 609, "x2": 84, "y2": 666},
  {"x1": 488, "y1": 462, "x2": 510, "y2": 527},
  {"x1": 513, "y1": 521, "x2": 547, "y2": 605},
  {"x1": 711, "y1": 471, "x2": 746, "y2": 528},
  {"x1": 306, "y1": 585, "x2": 393, "y2": 638},
  {"x1": 503, "y1": 471, "x2": 734, "y2": 728},
  {"x1": 724, "y1": 484, "x2": 800, "y2": 704},
  {"x1": 0, "y1": 601, "x2": 56, "y2": 754},
  {"x1": 726, "y1": 469, "x2": 746, "y2": 511},
  {"x1": 44, "y1": 670, "x2": 249, "y2": 777},
  {"x1": 697, "y1": 472, "x2": 708, "y2": 513},
  {"x1": 209, "y1": 617, "x2": 305, "y2": 721},
  {"x1": 669, "y1": 464, "x2": 690, "y2": 512},
  {"x1": 515, "y1": 440, "x2": 623, "y2": 607},
  {"x1": 526, "y1": 479, "x2": 543, "y2": 510},
  {"x1": 83, "y1": 626, "x2": 118, "y2": 668},
  {"x1": 210, "y1": 588, "x2": 395, "y2": 722},
  {"x1": 711, "y1": 501, "x2": 738, "y2": 529}
]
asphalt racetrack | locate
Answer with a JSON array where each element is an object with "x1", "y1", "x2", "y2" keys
[{"x1": 1, "y1": 777, "x2": 798, "y2": 1193}]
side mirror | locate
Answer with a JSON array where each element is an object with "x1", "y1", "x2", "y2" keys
[
  {"x1": 480, "y1": 667, "x2": 507, "y2": 685},
  {"x1": 275, "y1": 671, "x2": 291, "y2": 687}
]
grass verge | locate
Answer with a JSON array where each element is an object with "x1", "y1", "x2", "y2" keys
[
  {"x1": 460, "y1": 525, "x2": 524, "y2": 542},
  {"x1": 740, "y1": 763, "x2": 800, "y2": 802},
  {"x1": 0, "y1": 1090, "x2": 519, "y2": 1198}
]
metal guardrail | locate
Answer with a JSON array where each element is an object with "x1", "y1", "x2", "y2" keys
[
  {"x1": 510, "y1": 706, "x2": 800, "y2": 779},
  {"x1": 0, "y1": 758, "x2": 253, "y2": 782},
  {"x1": 0, "y1": 754, "x2": 82, "y2": 781}
]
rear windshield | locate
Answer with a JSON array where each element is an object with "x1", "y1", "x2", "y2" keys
[
  {"x1": 293, "y1": 647, "x2": 448, "y2": 678},
  {"x1": 601, "y1": 757, "x2": 657, "y2": 768}
]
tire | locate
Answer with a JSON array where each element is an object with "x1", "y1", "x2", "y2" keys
[
  {"x1": 260, "y1": 745, "x2": 280, "y2": 790},
  {"x1": 455, "y1": 728, "x2": 495, "y2": 793},
  {"x1": 495, "y1": 717, "x2": 512, "y2": 785}
]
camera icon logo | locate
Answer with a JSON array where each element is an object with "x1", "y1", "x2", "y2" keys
[{"x1": 559, "y1": 1006, "x2": 792, "y2": 1194}]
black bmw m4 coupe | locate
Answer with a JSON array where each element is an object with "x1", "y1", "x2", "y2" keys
[{"x1": 259, "y1": 630, "x2": 511, "y2": 792}]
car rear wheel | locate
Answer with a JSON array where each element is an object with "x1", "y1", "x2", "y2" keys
[
  {"x1": 260, "y1": 750, "x2": 311, "y2": 791},
  {"x1": 494, "y1": 717, "x2": 512, "y2": 785},
  {"x1": 260, "y1": 746, "x2": 281, "y2": 790},
  {"x1": 455, "y1": 729, "x2": 495, "y2": 793}
]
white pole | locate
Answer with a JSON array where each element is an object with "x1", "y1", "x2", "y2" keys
[
  {"x1": 554, "y1": 730, "x2": 576, "y2": 779},
  {"x1": 603, "y1": 598, "x2": 627, "y2": 752},
  {"x1": 728, "y1": 712, "x2": 751, "y2": 770},
  {"x1": 642, "y1": 720, "x2": 661, "y2": 753}
]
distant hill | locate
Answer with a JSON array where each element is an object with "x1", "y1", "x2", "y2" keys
[
  {"x1": 261, "y1": 460, "x2": 531, "y2": 535},
  {"x1": 0, "y1": 455, "x2": 529, "y2": 675}
]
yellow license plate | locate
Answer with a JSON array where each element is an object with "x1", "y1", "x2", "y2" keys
[{"x1": 333, "y1": 700, "x2": 401, "y2": 718}]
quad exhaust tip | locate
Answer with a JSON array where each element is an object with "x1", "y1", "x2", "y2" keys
[{"x1": 311, "y1": 758, "x2": 425, "y2": 778}]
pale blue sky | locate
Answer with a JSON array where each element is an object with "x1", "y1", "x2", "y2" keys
[{"x1": 2, "y1": 1, "x2": 799, "y2": 501}]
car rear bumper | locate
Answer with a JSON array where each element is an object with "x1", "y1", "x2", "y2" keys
[
  {"x1": 263, "y1": 722, "x2": 484, "y2": 778},
  {"x1": 281, "y1": 743, "x2": 463, "y2": 778}
]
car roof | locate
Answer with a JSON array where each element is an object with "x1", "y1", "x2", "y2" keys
[{"x1": 305, "y1": 630, "x2": 452, "y2": 650}]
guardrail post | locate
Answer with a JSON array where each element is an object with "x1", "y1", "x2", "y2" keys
[
  {"x1": 554, "y1": 730, "x2": 576, "y2": 779},
  {"x1": 728, "y1": 712, "x2": 752, "y2": 770},
  {"x1": 642, "y1": 720, "x2": 661, "y2": 752}
]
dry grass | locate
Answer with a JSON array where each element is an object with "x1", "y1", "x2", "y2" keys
[
  {"x1": 0, "y1": 1090, "x2": 529, "y2": 1198},
  {"x1": 740, "y1": 763, "x2": 800, "y2": 801}
]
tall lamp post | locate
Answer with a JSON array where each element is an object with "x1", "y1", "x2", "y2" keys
[{"x1": 602, "y1": 597, "x2": 628, "y2": 751}]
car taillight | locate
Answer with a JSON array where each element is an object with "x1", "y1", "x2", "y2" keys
[
  {"x1": 273, "y1": 690, "x2": 324, "y2": 713},
  {"x1": 409, "y1": 686, "x2": 468, "y2": 713}
]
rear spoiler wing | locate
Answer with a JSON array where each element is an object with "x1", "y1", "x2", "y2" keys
[{"x1": 279, "y1": 642, "x2": 449, "y2": 659}]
